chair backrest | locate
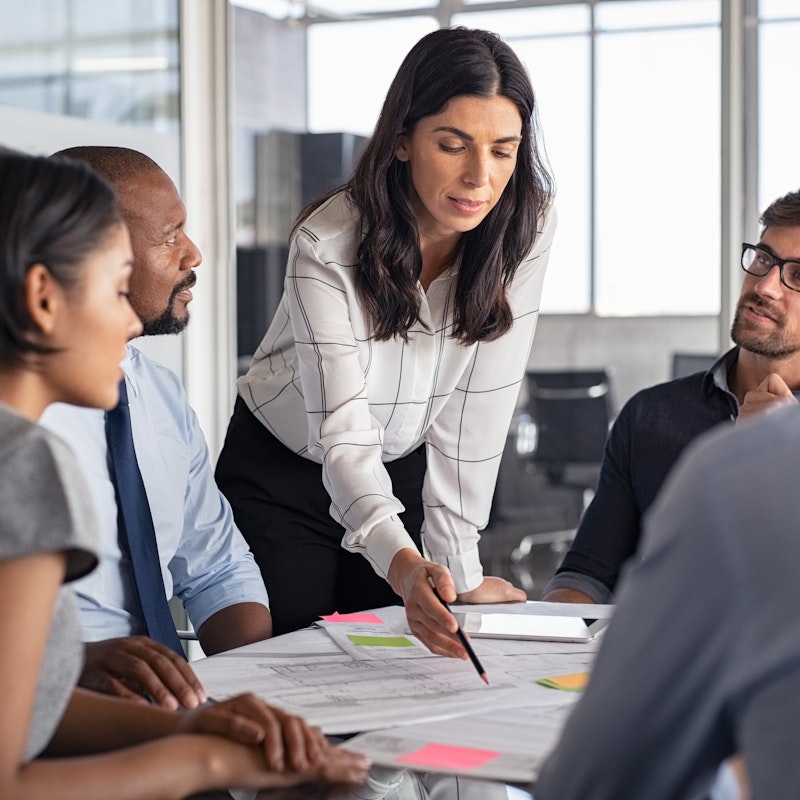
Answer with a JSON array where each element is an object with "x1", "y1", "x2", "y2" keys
[
  {"x1": 671, "y1": 352, "x2": 718, "y2": 379},
  {"x1": 525, "y1": 369, "x2": 612, "y2": 468}
]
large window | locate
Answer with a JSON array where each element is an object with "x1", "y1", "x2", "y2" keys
[
  {"x1": 758, "y1": 0, "x2": 800, "y2": 213},
  {"x1": 0, "y1": 0, "x2": 180, "y2": 133},
  {"x1": 240, "y1": 0, "x2": 795, "y2": 320},
  {"x1": 306, "y1": 0, "x2": 721, "y2": 316},
  {"x1": 592, "y1": 1, "x2": 720, "y2": 316},
  {"x1": 452, "y1": 5, "x2": 592, "y2": 314},
  {"x1": 307, "y1": 16, "x2": 438, "y2": 135}
]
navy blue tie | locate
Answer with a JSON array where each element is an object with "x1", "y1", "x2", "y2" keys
[{"x1": 105, "y1": 379, "x2": 185, "y2": 657}]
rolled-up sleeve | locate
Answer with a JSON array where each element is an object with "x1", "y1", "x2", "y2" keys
[{"x1": 169, "y1": 402, "x2": 270, "y2": 630}]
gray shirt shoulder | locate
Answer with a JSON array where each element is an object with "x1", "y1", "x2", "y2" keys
[{"x1": 0, "y1": 405, "x2": 98, "y2": 758}]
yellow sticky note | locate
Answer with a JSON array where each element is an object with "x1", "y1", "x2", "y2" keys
[{"x1": 536, "y1": 672, "x2": 589, "y2": 692}]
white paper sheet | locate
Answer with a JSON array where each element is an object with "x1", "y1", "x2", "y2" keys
[
  {"x1": 191, "y1": 602, "x2": 600, "y2": 735},
  {"x1": 318, "y1": 619, "x2": 438, "y2": 661},
  {"x1": 344, "y1": 703, "x2": 577, "y2": 783}
]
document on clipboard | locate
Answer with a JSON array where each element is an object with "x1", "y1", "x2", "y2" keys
[{"x1": 452, "y1": 612, "x2": 609, "y2": 643}]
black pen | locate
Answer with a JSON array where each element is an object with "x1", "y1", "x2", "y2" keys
[{"x1": 429, "y1": 580, "x2": 489, "y2": 685}]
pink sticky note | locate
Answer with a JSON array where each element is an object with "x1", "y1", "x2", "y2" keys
[
  {"x1": 396, "y1": 743, "x2": 500, "y2": 771},
  {"x1": 320, "y1": 611, "x2": 384, "y2": 624}
]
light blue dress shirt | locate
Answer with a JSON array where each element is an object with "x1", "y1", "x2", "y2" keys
[{"x1": 41, "y1": 345, "x2": 269, "y2": 641}]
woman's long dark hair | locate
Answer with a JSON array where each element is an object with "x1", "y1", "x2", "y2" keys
[
  {"x1": 0, "y1": 148, "x2": 121, "y2": 364},
  {"x1": 294, "y1": 27, "x2": 554, "y2": 344}
]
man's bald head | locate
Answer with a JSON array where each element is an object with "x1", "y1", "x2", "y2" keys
[
  {"x1": 51, "y1": 146, "x2": 201, "y2": 336},
  {"x1": 51, "y1": 146, "x2": 163, "y2": 188}
]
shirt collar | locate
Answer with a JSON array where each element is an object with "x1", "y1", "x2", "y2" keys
[
  {"x1": 121, "y1": 345, "x2": 139, "y2": 402},
  {"x1": 702, "y1": 347, "x2": 739, "y2": 398},
  {"x1": 703, "y1": 346, "x2": 800, "y2": 403}
]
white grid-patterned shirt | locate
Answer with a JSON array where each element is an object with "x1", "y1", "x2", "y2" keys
[{"x1": 238, "y1": 191, "x2": 556, "y2": 591}]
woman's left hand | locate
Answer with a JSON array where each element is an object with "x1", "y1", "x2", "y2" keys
[{"x1": 457, "y1": 575, "x2": 527, "y2": 604}]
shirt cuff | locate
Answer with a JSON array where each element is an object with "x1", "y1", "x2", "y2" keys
[
  {"x1": 428, "y1": 546, "x2": 484, "y2": 595},
  {"x1": 540, "y1": 571, "x2": 613, "y2": 604},
  {"x1": 186, "y1": 582, "x2": 271, "y2": 633},
  {"x1": 347, "y1": 516, "x2": 418, "y2": 580}
]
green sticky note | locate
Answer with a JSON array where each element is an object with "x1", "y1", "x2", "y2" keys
[{"x1": 347, "y1": 634, "x2": 415, "y2": 648}]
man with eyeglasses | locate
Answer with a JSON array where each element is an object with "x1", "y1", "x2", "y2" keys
[
  {"x1": 536, "y1": 190, "x2": 800, "y2": 800},
  {"x1": 542, "y1": 187, "x2": 800, "y2": 607}
]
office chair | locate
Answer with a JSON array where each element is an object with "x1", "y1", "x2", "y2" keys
[
  {"x1": 170, "y1": 597, "x2": 202, "y2": 659},
  {"x1": 509, "y1": 369, "x2": 614, "y2": 593},
  {"x1": 671, "y1": 352, "x2": 718, "y2": 379}
]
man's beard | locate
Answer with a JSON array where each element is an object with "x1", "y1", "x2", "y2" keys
[
  {"x1": 141, "y1": 276, "x2": 194, "y2": 336},
  {"x1": 730, "y1": 295, "x2": 799, "y2": 359}
]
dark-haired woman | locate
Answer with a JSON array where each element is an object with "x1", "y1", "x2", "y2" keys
[
  {"x1": 216, "y1": 27, "x2": 556, "y2": 657},
  {"x1": 0, "y1": 147, "x2": 369, "y2": 799}
]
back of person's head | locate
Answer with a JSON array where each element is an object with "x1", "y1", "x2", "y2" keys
[
  {"x1": 761, "y1": 189, "x2": 800, "y2": 230},
  {"x1": 51, "y1": 145, "x2": 162, "y2": 189},
  {"x1": 0, "y1": 147, "x2": 121, "y2": 365}
]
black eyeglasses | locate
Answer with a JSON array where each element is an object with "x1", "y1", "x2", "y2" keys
[{"x1": 741, "y1": 243, "x2": 800, "y2": 293}]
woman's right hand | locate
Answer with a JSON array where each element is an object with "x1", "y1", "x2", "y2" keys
[
  {"x1": 387, "y1": 549, "x2": 468, "y2": 659},
  {"x1": 284, "y1": 744, "x2": 373, "y2": 790},
  {"x1": 208, "y1": 735, "x2": 371, "y2": 794},
  {"x1": 178, "y1": 693, "x2": 328, "y2": 773}
]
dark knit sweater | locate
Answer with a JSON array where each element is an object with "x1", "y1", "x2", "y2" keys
[{"x1": 544, "y1": 348, "x2": 741, "y2": 602}]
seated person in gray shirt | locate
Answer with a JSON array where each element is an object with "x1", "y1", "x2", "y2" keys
[
  {"x1": 534, "y1": 401, "x2": 800, "y2": 800},
  {"x1": 0, "y1": 146, "x2": 369, "y2": 800},
  {"x1": 542, "y1": 188, "x2": 800, "y2": 604}
]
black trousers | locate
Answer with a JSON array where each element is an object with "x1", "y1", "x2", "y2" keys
[{"x1": 215, "y1": 397, "x2": 426, "y2": 635}]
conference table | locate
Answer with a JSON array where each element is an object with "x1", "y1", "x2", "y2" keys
[{"x1": 190, "y1": 600, "x2": 614, "y2": 800}]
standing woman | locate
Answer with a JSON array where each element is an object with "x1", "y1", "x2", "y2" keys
[
  {"x1": 216, "y1": 27, "x2": 556, "y2": 655},
  {"x1": 0, "y1": 148, "x2": 369, "y2": 799}
]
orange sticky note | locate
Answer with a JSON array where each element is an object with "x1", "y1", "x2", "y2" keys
[
  {"x1": 397, "y1": 743, "x2": 500, "y2": 771},
  {"x1": 320, "y1": 611, "x2": 384, "y2": 624},
  {"x1": 536, "y1": 672, "x2": 589, "y2": 691}
]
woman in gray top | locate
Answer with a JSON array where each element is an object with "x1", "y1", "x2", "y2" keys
[{"x1": 0, "y1": 148, "x2": 369, "y2": 799}]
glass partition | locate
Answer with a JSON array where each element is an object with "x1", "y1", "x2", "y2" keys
[{"x1": 0, "y1": 0, "x2": 179, "y2": 133}]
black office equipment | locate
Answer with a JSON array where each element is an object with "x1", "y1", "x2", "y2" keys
[
  {"x1": 671, "y1": 352, "x2": 718, "y2": 379},
  {"x1": 505, "y1": 369, "x2": 614, "y2": 594}
]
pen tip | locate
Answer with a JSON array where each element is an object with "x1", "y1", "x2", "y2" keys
[{"x1": 481, "y1": 673, "x2": 489, "y2": 685}]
